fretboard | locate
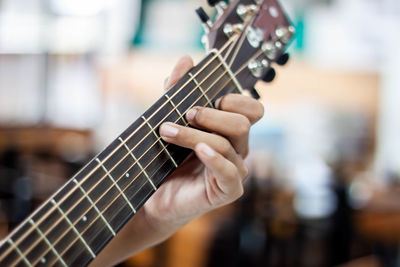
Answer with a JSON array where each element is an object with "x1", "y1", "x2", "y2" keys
[{"x1": 0, "y1": 51, "x2": 243, "y2": 266}]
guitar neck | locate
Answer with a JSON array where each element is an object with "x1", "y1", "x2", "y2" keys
[{"x1": 0, "y1": 51, "x2": 243, "y2": 266}]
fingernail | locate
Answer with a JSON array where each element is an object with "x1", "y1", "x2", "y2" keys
[
  {"x1": 160, "y1": 124, "x2": 179, "y2": 138},
  {"x1": 186, "y1": 108, "x2": 197, "y2": 121},
  {"x1": 197, "y1": 143, "x2": 215, "y2": 157}
]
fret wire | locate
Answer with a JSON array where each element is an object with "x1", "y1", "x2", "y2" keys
[
  {"x1": 56, "y1": 58, "x2": 243, "y2": 265},
  {"x1": 188, "y1": 72, "x2": 215, "y2": 108},
  {"x1": 50, "y1": 199, "x2": 97, "y2": 259},
  {"x1": 141, "y1": 115, "x2": 178, "y2": 168},
  {"x1": 7, "y1": 239, "x2": 31, "y2": 267},
  {"x1": 164, "y1": 94, "x2": 188, "y2": 124},
  {"x1": 95, "y1": 158, "x2": 137, "y2": 214},
  {"x1": 72, "y1": 180, "x2": 116, "y2": 237},
  {"x1": 118, "y1": 137, "x2": 157, "y2": 191},
  {"x1": 28, "y1": 219, "x2": 68, "y2": 267},
  {"x1": 1, "y1": 35, "x2": 247, "y2": 267}
]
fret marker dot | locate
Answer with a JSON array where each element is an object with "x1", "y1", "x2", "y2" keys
[
  {"x1": 82, "y1": 216, "x2": 87, "y2": 222},
  {"x1": 126, "y1": 173, "x2": 130, "y2": 177},
  {"x1": 41, "y1": 257, "x2": 46, "y2": 263}
]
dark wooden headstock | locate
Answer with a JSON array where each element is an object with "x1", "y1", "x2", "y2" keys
[{"x1": 198, "y1": 0, "x2": 295, "y2": 97}]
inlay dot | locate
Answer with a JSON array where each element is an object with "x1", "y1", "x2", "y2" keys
[
  {"x1": 82, "y1": 216, "x2": 87, "y2": 222},
  {"x1": 41, "y1": 257, "x2": 46, "y2": 264},
  {"x1": 126, "y1": 173, "x2": 130, "y2": 177}
]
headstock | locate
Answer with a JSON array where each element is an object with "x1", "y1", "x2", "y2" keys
[{"x1": 195, "y1": 0, "x2": 295, "y2": 98}]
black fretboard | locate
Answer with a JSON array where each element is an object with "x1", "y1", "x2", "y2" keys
[{"x1": 0, "y1": 51, "x2": 243, "y2": 266}]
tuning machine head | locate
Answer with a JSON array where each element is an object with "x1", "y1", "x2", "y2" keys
[
  {"x1": 275, "y1": 26, "x2": 296, "y2": 44},
  {"x1": 236, "y1": 4, "x2": 258, "y2": 21}
]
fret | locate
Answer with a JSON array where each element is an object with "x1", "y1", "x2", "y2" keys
[
  {"x1": 7, "y1": 238, "x2": 31, "y2": 266},
  {"x1": 188, "y1": 72, "x2": 215, "y2": 108},
  {"x1": 118, "y1": 137, "x2": 157, "y2": 191},
  {"x1": 213, "y1": 50, "x2": 244, "y2": 94},
  {"x1": 141, "y1": 115, "x2": 178, "y2": 167},
  {"x1": 50, "y1": 199, "x2": 96, "y2": 259},
  {"x1": 95, "y1": 158, "x2": 137, "y2": 214},
  {"x1": 164, "y1": 94, "x2": 188, "y2": 124},
  {"x1": 28, "y1": 219, "x2": 67, "y2": 267},
  {"x1": 71, "y1": 180, "x2": 116, "y2": 236}
]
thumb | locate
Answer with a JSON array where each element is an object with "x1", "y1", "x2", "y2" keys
[{"x1": 164, "y1": 56, "x2": 194, "y2": 91}]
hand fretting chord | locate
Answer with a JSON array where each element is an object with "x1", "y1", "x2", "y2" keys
[
  {"x1": 50, "y1": 199, "x2": 96, "y2": 259},
  {"x1": 71, "y1": 180, "x2": 116, "y2": 237},
  {"x1": 7, "y1": 239, "x2": 31, "y2": 267},
  {"x1": 188, "y1": 72, "x2": 215, "y2": 108},
  {"x1": 141, "y1": 116, "x2": 178, "y2": 168},
  {"x1": 95, "y1": 158, "x2": 137, "y2": 214},
  {"x1": 28, "y1": 219, "x2": 67, "y2": 267},
  {"x1": 118, "y1": 137, "x2": 157, "y2": 191},
  {"x1": 165, "y1": 94, "x2": 188, "y2": 124}
]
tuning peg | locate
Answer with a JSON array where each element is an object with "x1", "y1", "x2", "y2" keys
[
  {"x1": 262, "y1": 41, "x2": 283, "y2": 60},
  {"x1": 207, "y1": 0, "x2": 224, "y2": 7},
  {"x1": 276, "y1": 53, "x2": 289, "y2": 66},
  {"x1": 248, "y1": 59, "x2": 269, "y2": 78},
  {"x1": 275, "y1": 26, "x2": 296, "y2": 44},
  {"x1": 262, "y1": 68, "x2": 276, "y2": 83},
  {"x1": 250, "y1": 88, "x2": 261, "y2": 99},
  {"x1": 195, "y1": 7, "x2": 213, "y2": 30},
  {"x1": 236, "y1": 4, "x2": 257, "y2": 20},
  {"x1": 223, "y1": 23, "x2": 244, "y2": 38}
]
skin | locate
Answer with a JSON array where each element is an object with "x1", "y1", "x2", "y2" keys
[{"x1": 90, "y1": 56, "x2": 264, "y2": 266}]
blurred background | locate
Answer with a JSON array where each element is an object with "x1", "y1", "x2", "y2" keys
[{"x1": 0, "y1": 0, "x2": 400, "y2": 266}]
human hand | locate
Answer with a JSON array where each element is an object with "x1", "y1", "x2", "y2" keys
[
  {"x1": 142, "y1": 56, "x2": 265, "y2": 232},
  {"x1": 91, "y1": 56, "x2": 264, "y2": 266}
]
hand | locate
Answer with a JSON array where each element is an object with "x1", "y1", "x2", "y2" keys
[
  {"x1": 91, "y1": 56, "x2": 264, "y2": 266},
  {"x1": 143, "y1": 55, "x2": 264, "y2": 231}
]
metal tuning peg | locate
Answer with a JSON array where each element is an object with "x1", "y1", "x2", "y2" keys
[
  {"x1": 195, "y1": 7, "x2": 213, "y2": 31},
  {"x1": 236, "y1": 4, "x2": 257, "y2": 21},
  {"x1": 262, "y1": 40, "x2": 283, "y2": 60},
  {"x1": 223, "y1": 23, "x2": 244, "y2": 38},
  {"x1": 276, "y1": 53, "x2": 290, "y2": 66},
  {"x1": 262, "y1": 68, "x2": 276, "y2": 83},
  {"x1": 250, "y1": 88, "x2": 261, "y2": 100},
  {"x1": 275, "y1": 26, "x2": 296, "y2": 44},
  {"x1": 248, "y1": 59, "x2": 269, "y2": 78}
]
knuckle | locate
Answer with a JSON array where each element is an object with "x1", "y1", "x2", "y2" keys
[
  {"x1": 235, "y1": 116, "x2": 251, "y2": 136},
  {"x1": 219, "y1": 138, "x2": 233, "y2": 156}
]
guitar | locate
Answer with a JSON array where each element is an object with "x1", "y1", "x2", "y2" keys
[{"x1": 0, "y1": 0, "x2": 294, "y2": 266}]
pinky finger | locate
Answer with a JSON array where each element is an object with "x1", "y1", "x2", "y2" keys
[{"x1": 194, "y1": 143, "x2": 244, "y2": 201}]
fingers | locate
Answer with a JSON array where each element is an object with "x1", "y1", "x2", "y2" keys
[
  {"x1": 164, "y1": 56, "x2": 194, "y2": 90},
  {"x1": 186, "y1": 107, "x2": 250, "y2": 157},
  {"x1": 215, "y1": 94, "x2": 264, "y2": 124},
  {"x1": 194, "y1": 143, "x2": 244, "y2": 201},
  {"x1": 159, "y1": 122, "x2": 247, "y2": 177}
]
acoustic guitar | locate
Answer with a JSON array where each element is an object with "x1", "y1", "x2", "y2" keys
[{"x1": 0, "y1": 0, "x2": 294, "y2": 265}]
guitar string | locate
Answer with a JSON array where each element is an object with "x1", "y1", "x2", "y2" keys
[
  {"x1": 8, "y1": 39, "x2": 242, "y2": 267},
  {"x1": 47, "y1": 48, "x2": 266, "y2": 266},
  {"x1": 0, "y1": 34, "x2": 240, "y2": 265}
]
